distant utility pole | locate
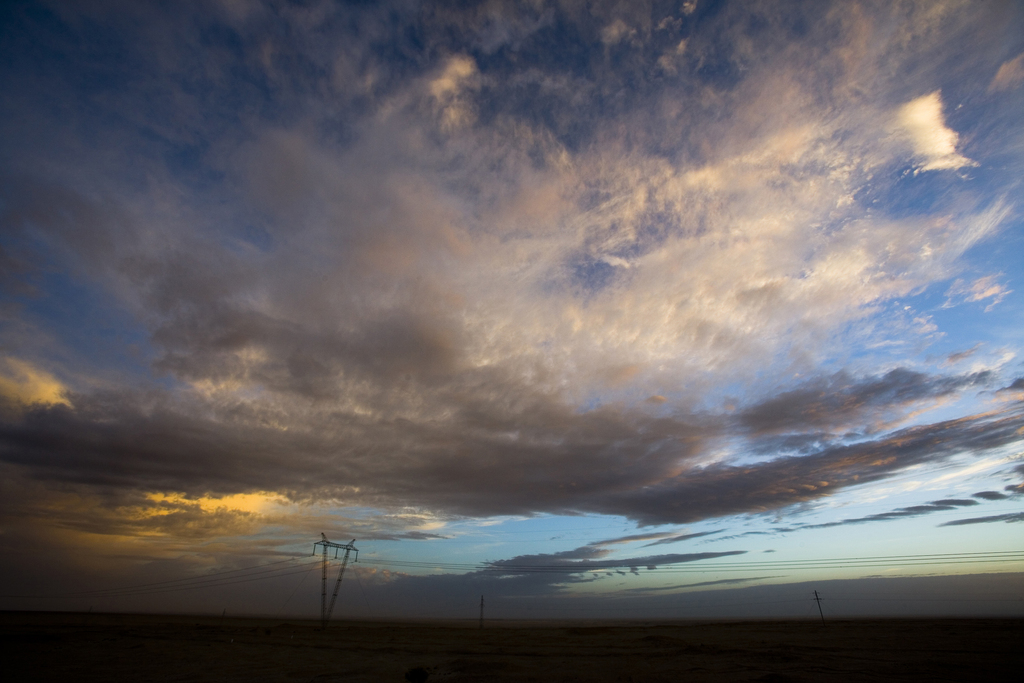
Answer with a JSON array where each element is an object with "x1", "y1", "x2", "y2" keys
[
  {"x1": 313, "y1": 534, "x2": 358, "y2": 630},
  {"x1": 479, "y1": 595, "x2": 484, "y2": 629},
  {"x1": 813, "y1": 590, "x2": 825, "y2": 625}
]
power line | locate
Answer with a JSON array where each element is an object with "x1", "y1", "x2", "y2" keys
[
  {"x1": 3, "y1": 548, "x2": 1020, "y2": 601},
  {"x1": 66, "y1": 556, "x2": 304, "y2": 594},
  {"x1": 356, "y1": 550, "x2": 1024, "y2": 573},
  {"x1": 70, "y1": 559, "x2": 318, "y2": 596},
  {"x1": 1, "y1": 558, "x2": 321, "y2": 599},
  {"x1": 276, "y1": 558, "x2": 318, "y2": 617}
]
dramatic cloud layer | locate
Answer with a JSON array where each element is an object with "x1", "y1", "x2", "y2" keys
[{"x1": 1, "y1": 0, "x2": 1022, "y2": 616}]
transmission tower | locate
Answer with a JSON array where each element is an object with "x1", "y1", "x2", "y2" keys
[{"x1": 312, "y1": 534, "x2": 358, "y2": 629}]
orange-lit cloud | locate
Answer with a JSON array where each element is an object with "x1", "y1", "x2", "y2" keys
[{"x1": 0, "y1": 358, "x2": 71, "y2": 411}]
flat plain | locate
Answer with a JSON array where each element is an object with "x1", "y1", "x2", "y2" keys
[{"x1": 2, "y1": 611, "x2": 1020, "y2": 682}]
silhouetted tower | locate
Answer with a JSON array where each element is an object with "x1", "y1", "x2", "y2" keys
[
  {"x1": 313, "y1": 534, "x2": 358, "y2": 629},
  {"x1": 479, "y1": 595, "x2": 484, "y2": 629},
  {"x1": 813, "y1": 590, "x2": 825, "y2": 625}
]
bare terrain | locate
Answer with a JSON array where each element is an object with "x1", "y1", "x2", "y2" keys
[{"x1": 2, "y1": 612, "x2": 1020, "y2": 682}]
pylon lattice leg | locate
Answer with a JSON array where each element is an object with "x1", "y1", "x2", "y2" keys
[{"x1": 325, "y1": 548, "x2": 351, "y2": 624}]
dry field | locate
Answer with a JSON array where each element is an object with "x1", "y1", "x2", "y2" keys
[{"x1": 2, "y1": 612, "x2": 1020, "y2": 682}]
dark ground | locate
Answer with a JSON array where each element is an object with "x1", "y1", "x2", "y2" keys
[{"x1": 1, "y1": 612, "x2": 1021, "y2": 682}]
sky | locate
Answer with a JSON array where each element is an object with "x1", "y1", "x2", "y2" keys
[{"x1": 1, "y1": 0, "x2": 1023, "y2": 621}]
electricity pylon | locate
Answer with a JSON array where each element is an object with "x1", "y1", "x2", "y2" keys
[{"x1": 313, "y1": 534, "x2": 358, "y2": 629}]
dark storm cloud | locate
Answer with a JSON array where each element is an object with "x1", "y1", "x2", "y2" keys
[
  {"x1": 738, "y1": 369, "x2": 992, "y2": 436},
  {"x1": 972, "y1": 491, "x2": 1008, "y2": 500},
  {"x1": 2, "y1": 388, "x2": 1021, "y2": 528},
  {"x1": 152, "y1": 305, "x2": 465, "y2": 395},
  {"x1": 590, "y1": 407, "x2": 1024, "y2": 526},
  {"x1": 940, "y1": 512, "x2": 1024, "y2": 526},
  {"x1": 794, "y1": 498, "x2": 980, "y2": 530},
  {"x1": 0, "y1": 397, "x2": 329, "y2": 495},
  {"x1": 482, "y1": 546, "x2": 747, "y2": 575},
  {"x1": 0, "y1": 380, "x2": 723, "y2": 517}
]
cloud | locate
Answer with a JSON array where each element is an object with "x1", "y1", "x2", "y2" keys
[
  {"x1": 656, "y1": 39, "x2": 688, "y2": 75},
  {"x1": 0, "y1": 462, "x2": 457, "y2": 561},
  {"x1": 429, "y1": 55, "x2": 479, "y2": 100},
  {"x1": 940, "y1": 512, "x2": 1024, "y2": 526},
  {"x1": 600, "y1": 19, "x2": 635, "y2": 46},
  {"x1": 0, "y1": 358, "x2": 71, "y2": 412},
  {"x1": 0, "y1": 0, "x2": 1022, "y2": 565},
  {"x1": 3, "y1": 378, "x2": 1021, "y2": 528},
  {"x1": 896, "y1": 91, "x2": 976, "y2": 172},
  {"x1": 988, "y1": 53, "x2": 1024, "y2": 92},
  {"x1": 642, "y1": 530, "x2": 725, "y2": 548},
  {"x1": 945, "y1": 344, "x2": 981, "y2": 365},
  {"x1": 626, "y1": 576, "x2": 780, "y2": 592},
  {"x1": 796, "y1": 498, "x2": 980, "y2": 530},
  {"x1": 943, "y1": 275, "x2": 1013, "y2": 311},
  {"x1": 586, "y1": 530, "x2": 685, "y2": 546},
  {"x1": 564, "y1": 528, "x2": 725, "y2": 549},
  {"x1": 738, "y1": 368, "x2": 990, "y2": 436},
  {"x1": 600, "y1": 407, "x2": 1024, "y2": 526},
  {"x1": 3, "y1": 5, "x2": 1011, "y2": 417},
  {"x1": 482, "y1": 546, "x2": 747, "y2": 576},
  {"x1": 328, "y1": 545, "x2": 752, "y2": 606}
]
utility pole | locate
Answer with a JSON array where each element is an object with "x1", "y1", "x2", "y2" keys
[
  {"x1": 313, "y1": 534, "x2": 358, "y2": 630},
  {"x1": 479, "y1": 595, "x2": 484, "y2": 629},
  {"x1": 813, "y1": 590, "x2": 825, "y2": 625}
]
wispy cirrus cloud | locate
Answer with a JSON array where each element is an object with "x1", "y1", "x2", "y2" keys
[
  {"x1": 943, "y1": 275, "x2": 1013, "y2": 311},
  {"x1": 988, "y1": 53, "x2": 1024, "y2": 92}
]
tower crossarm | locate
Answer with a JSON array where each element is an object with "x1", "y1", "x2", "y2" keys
[{"x1": 313, "y1": 534, "x2": 359, "y2": 629}]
